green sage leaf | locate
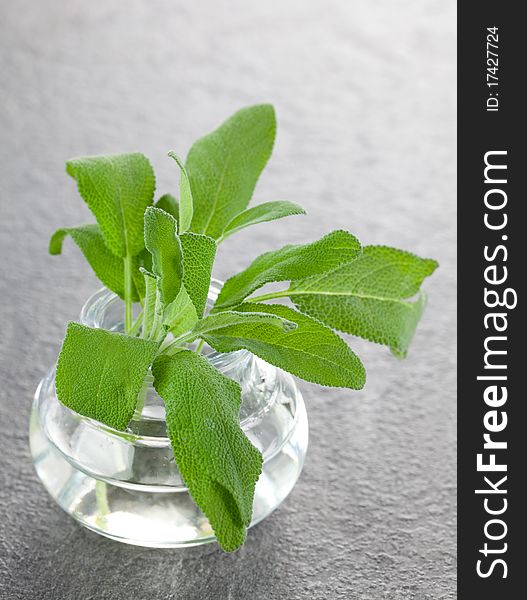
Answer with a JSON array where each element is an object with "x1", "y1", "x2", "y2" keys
[
  {"x1": 288, "y1": 245, "x2": 438, "y2": 357},
  {"x1": 154, "y1": 194, "x2": 179, "y2": 222},
  {"x1": 168, "y1": 152, "x2": 193, "y2": 232},
  {"x1": 140, "y1": 268, "x2": 163, "y2": 340},
  {"x1": 49, "y1": 224, "x2": 142, "y2": 301},
  {"x1": 220, "y1": 201, "x2": 305, "y2": 241},
  {"x1": 202, "y1": 303, "x2": 366, "y2": 389},
  {"x1": 214, "y1": 230, "x2": 362, "y2": 310},
  {"x1": 55, "y1": 322, "x2": 159, "y2": 430},
  {"x1": 66, "y1": 153, "x2": 155, "y2": 258},
  {"x1": 186, "y1": 105, "x2": 276, "y2": 239},
  {"x1": 163, "y1": 286, "x2": 199, "y2": 338},
  {"x1": 133, "y1": 195, "x2": 179, "y2": 289},
  {"x1": 152, "y1": 351, "x2": 263, "y2": 552},
  {"x1": 180, "y1": 232, "x2": 217, "y2": 317},
  {"x1": 144, "y1": 207, "x2": 183, "y2": 306},
  {"x1": 188, "y1": 309, "x2": 296, "y2": 342}
]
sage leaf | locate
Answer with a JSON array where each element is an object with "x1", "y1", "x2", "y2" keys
[
  {"x1": 49, "y1": 224, "x2": 142, "y2": 301},
  {"x1": 152, "y1": 351, "x2": 263, "y2": 552},
  {"x1": 66, "y1": 153, "x2": 155, "y2": 258},
  {"x1": 180, "y1": 232, "x2": 217, "y2": 317},
  {"x1": 186, "y1": 105, "x2": 276, "y2": 239},
  {"x1": 144, "y1": 207, "x2": 183, "y2": 306},
  {"x1": 202, "y1": 303, "x2": 366, "y2": 389},
  {"x1": 55, "y1": 322, "x2": 159, "y2": 430},
  {"x1": 163, "y1": 286, "x2": 198, "y2": 338},
  {"x1": 140, "y1": 195, "x2": 180, "y2": 282},
  {"x1": 219, "y1": 200, "x2": 306, "y2": 241},
  {"x1": 154, "y1": 194, "x2": 179, "y2": 222},
  {"x1": 131, "y1": 262, "x2": 147, "y2": 301},
  {"x1": 214, "y1": 230, "x2": 362, "y2": 310},
  {"x1": 168, "y1": 152, "x2": 193, "y2": 232},
  {"x1": 140, "y1": 268, "x2": 163, "y2": 340},
  {"x1": 187, "y1": 309, "x2": 296, "y2": 342},
  {"x1": 288, "y1": 245, "x2": 438, "y2": 357}
]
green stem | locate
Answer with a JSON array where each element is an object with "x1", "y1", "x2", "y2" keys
[
  {"x1": 124, "y1": 254, "x2": 134, "y2": 333},
  {"x1": 216, "y1": 232, "x2": 230, "y2": 245},
  {"x1": 158, "y1": 337, "x2": 173, "y2": 354},
  {"x1": 147, "y1": 290, "x2": 167, "y2": 343},
  {"x1": 160, "y1": 339, "x2": 186, "y2": 356},
  {"x1": 129, "y1": 309, "x2": 144, "y2": 337},
  {"x1": 134, "y1": 381, "x2": 149, "y2": 419},
  {"x1": 160, "y1": 338, "x2": 204, "y2": 356},
  {"x1": 246, "y1": 290, "x2": 290, "y2": 303}
]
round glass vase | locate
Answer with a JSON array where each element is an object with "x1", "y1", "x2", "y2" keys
[{"x1": 29, "y1": 283, "x2": 309, "y2": 548}]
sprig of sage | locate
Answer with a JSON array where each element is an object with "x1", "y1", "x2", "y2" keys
[{"x1": 50, "y1": 104, "x2": 438, "y2": 551}]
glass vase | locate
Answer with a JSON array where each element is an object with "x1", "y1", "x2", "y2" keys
[{"x1": 29, "y1": 282, "x2": 308, "y2": 548}]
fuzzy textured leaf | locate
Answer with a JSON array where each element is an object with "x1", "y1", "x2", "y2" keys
[
  {"x1": 202, "y1": 303, "x2": 366, "y2": 389},
  {"x1": 66, "y1": 153, "x2": 155, "y2": 258},
  {"x1": 144, "y1": 207, "x2": 183, "y2": 306},
  {"x1": 49, "y1": 225, "x2": 143, "y2": 301},
  {"x1": 154, "y1": 194, "x2": 179, "y2": 222},
  {"x1": 186, "y1": 105, "x2": 276, "y2": 239},
  {"x1": 152, "y1": 351, "x2": 263, "y2": 552},
  {"x1": 168, "y1": 153, "x2": 193, "y2": 232},
  {"x1": 215, "y1": 230, "x2": 362, "y2": 310},
  {"x1": 180, "y1": 232, "x2": 217, "y2": 317},
  {"x1": 140, "y1": 268, "x2": 163, "y2": 340},
  {"x1": 220, "y1": 201, "x2": 305, "y2": 240},
  {"x1": 141, "y1": 269, "x2": 156, "y2": 336},
  {"x1": 163, "y1": 286, "x2": 198, "y2": 338},
  {"x1": 289, "y1": 245, "x2": 438, "y2": 357},
  {"x1": 55, "y1": 323, "x2": 159, "y2": 430},
  {"x1": 188, "y1": 309, "x2": 296, "y2": 342}
]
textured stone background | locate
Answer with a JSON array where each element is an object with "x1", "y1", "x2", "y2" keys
[{"x1": 0, "y1": 1, "x2": 456, "y2": 598}]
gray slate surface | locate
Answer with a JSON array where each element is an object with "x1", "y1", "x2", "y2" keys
[{"x1": 0, "y1": 1, "x2": 456, "y2": 598}]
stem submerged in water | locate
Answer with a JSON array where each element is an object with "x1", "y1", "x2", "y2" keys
[{"x1": 95, "y1": 480, "x2": 110, "y2": 527}]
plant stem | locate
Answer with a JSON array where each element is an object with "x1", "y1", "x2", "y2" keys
[
  {"x1": 95, "y1": 480, "x2": 110, "y2": 527},
  {"x1": 159, "y1": 340, "x2": 185, "y2": 356},
  {"x1": 124, "y1": 254, "x2": 134, "y2": 333},
  {"x1": 148, "y1": 290, "x2": 167, "y2": 342},
  {"x1": 246, "y1": 290, "x2": 290, "y2": 303},
  {"x1": 134, "y1": 380, "x2": 149, "y2": 419},
  {"x1": 129, "y1": 309, "x2": 144, "y2": 336},
  {"x1": 195, "y1": 339, "x2": 205, "y2": 353},
  {"x1": 216, "y1": 232, "x2": 229, "y2": 245}
]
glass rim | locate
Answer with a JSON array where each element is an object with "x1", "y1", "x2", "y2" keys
[
  {"x1": 47, "y1": 280, "x2": 276, "y2": 444},
  {"x1": 79, "y1": 279, "x2": 249, "y2": 371}
]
